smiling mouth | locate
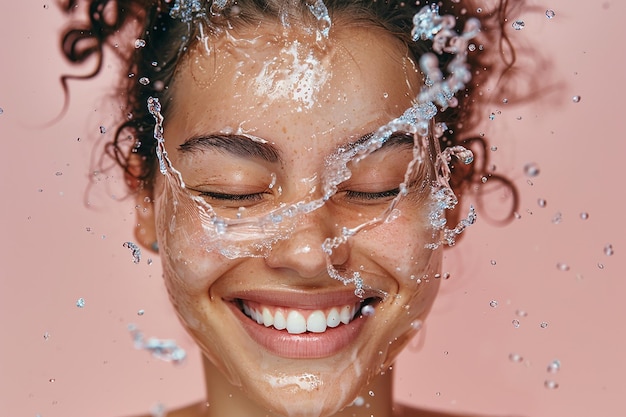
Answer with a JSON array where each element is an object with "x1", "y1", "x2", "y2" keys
[{"x1": 235, "y1": 297, "x2": 380, "y2": 334}]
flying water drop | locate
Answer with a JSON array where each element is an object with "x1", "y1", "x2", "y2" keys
[
  {"x1": 524, "y1": 162, "x2": 540, "y2": 177},
  {"x1": 545, "y1": 9, "x2": 556, "y2": 19},
  {"x1": 547, "y1": 359, "x2": 561, "y2": 373},
  {"x1": 123, "y1": 241, "x2": 142, "y2": 264},
  {"x1": 544, "y1": 380, "x2": 559, "y2": 389},
  {"x1": 512, "y1": 20, "x2": 525, "y2": 30},
  {"x1": 556, "y1": 262, "x2": 569, "y2": 271}
]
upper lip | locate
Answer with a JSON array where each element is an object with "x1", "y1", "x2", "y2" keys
[{"x1": 224, "y1": 288, "x2": 385, "y2": 309}]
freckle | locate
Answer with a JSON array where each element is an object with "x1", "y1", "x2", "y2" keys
[{"x1": 282, "y1": 126, "x2": 287, "y2": 134}]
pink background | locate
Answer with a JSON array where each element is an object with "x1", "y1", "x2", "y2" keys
[{"x1": 1, "y1": 1, "x2": 624, "y2": 416}]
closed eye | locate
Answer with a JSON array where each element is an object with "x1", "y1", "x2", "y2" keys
[
  {"x1": 197, "y1": 191, "x2": 266, "y2": 202},
  {"x1": 344, "y1": 188, "x2": 400, "y2": 201}
]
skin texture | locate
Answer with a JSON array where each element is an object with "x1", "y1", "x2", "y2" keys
[{"x1": 133, "y1": 24, "x2": 448, "y2": 417}]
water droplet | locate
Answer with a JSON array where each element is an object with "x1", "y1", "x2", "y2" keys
[
  {"x1": 0, "y1": 107, "x2": 4, "y2": 115},
  {"x1": 382, "y1": 92, "x2": 389, "y2": 98},
  {"x1": 552, "y1": 212, "x2": 563, "y2": 224},
  {"x1": 443, "y1": 272, "x2": 451, "y2": 279},
  {"x1": 489, "y1": 112, "x2": 496, "y2": 120},
  {"x1": 597, "y1": 263, "x2": 605, "y2": 270},
  {"x1": 139, "y1": 77, "x2": 150, "y2": 85},
  {"x1": 489, "y1": 300, "x2": 498, "y2": 308},
  {"x1": 368, "y1": 390, "x2": 375, "y2": 397},
  {"x1": 512, "y1": 20, "x2": 525, "y2": 30},
  {"x1": 509, "y1": 353, "x2": 523, "y2": 363},
  {"x1": 468, "y1": 43, "x2": 476, "y2": 51},
  {"x1": 123, "y1": 241, "x2": 142, "y2": 264},
  {"x1": 76, "y1": 298, "x2": 85, "y2": 308},
  {"x1": 147, "y1": 258, "x2": 153, "y2": 265},
  {"x1": 544, "y1": 380, "x2": 559, "y2": 389},
  {"x1": 99, "y1": 126, "x2": 106, "y2": 134},
  {"x1": 55, "y1": 171, "x2": 63, "y2": 176},
  {"x1": 490, "y1": 259, "x2": 497, "y2": 266},
  {"x1": 134, "y1": 38, "x2": 146, "y2": 48},
  {"x1": 151, "y1": 403, "x2": 166, "y2": 417},
  {"x1": 556, "y1": 262, "x2": 569, "y2": 271},
  {"x1": 537, "y1": 198, "x2": 546, "y2": 208},
  {"x1": 43, "y1": 332, "x2": 50, "y2": 340},
  {"x1": 481, "y1": 176, "x2": 488, "y2": 183},
  {"x1": 545, "y1": 9, "x2": 556, "y2": 19},
  {"x1": 604, "y1": 244, "x2": 614, "y2": 256},
  {"x1": 572, "y1": 95, "x2": 581, "y2": 103},
  {"x1": 580, "y1": 212, "x2": 589, "y2": 220},
  {"x1": 512, "y1": 319, "x2": 520, "y2": 328},
  {"x1": 490, "y1": 146, "x2": 498, "y2": 151},
  {"x1": 502, "y1": 98, "x2": 509, "y2": 104},
  {"x1": 547, "y1": 359, "x2": 561, "y2": 373},
  {"x1": 411, "y1": 320, "x2": 423, "y2": 330},
  {"x1": 49, "y1": 378, "x2": 55, "y2": 383},
  {"x1": 352, "y1": 396, "x2": 365, "y2": 407},
  {"x1": 540, "y1": 321, "x2": 548, "y2": 328},
  {"x1": 361, "y1": 304, "x2": 375, "y2": 317},
  {"x1": 137, "y1": 309, "x2": 145, "y2": 316},
  {"x1": 524, "y1": 162, "x2": 540, "y2": 177}
]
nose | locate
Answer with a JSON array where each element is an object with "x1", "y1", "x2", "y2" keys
[{"x1": 264, "y1": 210, "x2": 350, "y2": 278}]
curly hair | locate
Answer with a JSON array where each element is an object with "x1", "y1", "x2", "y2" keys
[{"x1": 60, "y1": 0, "x2": 522, "y2": 223}]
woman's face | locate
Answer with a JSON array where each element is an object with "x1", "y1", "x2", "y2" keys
[{"x1": 143, "y1": 23, "x2": 444, "y2": 417}]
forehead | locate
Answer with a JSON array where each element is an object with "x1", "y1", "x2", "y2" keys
[{"x1": 167, "y1": 24, "x2": 421, "y2": 146}]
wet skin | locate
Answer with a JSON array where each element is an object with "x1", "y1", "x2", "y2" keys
[{"x1": 134, "y1": 23, "x2": 445, "y2": 417}]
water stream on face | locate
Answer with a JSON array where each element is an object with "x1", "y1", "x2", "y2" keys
[{"x1": 152, "y1": 3, "x2": 480, "y2": 297}]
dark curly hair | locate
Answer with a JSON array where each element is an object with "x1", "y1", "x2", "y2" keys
[{"x1": 60, "y1": 0, "x2": 523, "y2": 223}]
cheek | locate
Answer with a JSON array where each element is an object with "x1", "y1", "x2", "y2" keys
[{"x1": 153, "y1": 175, "x2": 237, "y2": 296}]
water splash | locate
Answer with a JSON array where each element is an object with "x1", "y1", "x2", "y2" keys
[
  {"x1": 147, "y1": 4, "x2": 480, "y2": 296},
  {"x1": 123, "y1": 241, "x2": 142, "y2": 264},
  {"x1": 128, "y1": 324, "x2": 187, "y2": 364}
]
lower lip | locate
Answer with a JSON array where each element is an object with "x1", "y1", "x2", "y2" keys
[{"x1": 228, "y1": 302, "x2": 367, "y2": 359}]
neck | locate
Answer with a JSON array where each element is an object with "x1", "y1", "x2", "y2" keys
[{"x1": 201, "y1": 355, "x2": 396, "y2": 417}]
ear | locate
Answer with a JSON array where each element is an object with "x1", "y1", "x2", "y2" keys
[{"x1": 125, "y1": 154, "x2": 158, "y2": 253}]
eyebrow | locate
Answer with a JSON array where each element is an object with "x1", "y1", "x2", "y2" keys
[
  {"x1": 177, "y1": 131, "x2": 414, "y2": 162},
  {"x1": 178, "y1": 134, "x2": 281, "y2": 163},
  {"x1": 341, "y1": 131, "x2": 415, "y2": 154}
]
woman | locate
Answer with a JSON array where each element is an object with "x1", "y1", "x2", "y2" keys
[{"x1": 61, "y1": 0, "x2": 520, "y2": 416}]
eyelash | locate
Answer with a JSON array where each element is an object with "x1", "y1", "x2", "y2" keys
[
  {"x1": 198, "y1": 191, "x2": 266, "y2": 202},
  {"x1": 197, "y1": 189, "x2": 400, "y2": 203},
  {"x1": 343, "y1": 188, "x2": 400, "y2": 201}
]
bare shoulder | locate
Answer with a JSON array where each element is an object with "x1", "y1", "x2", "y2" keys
[
  {"x1": 393, "y1": 403, "x2": 525, "y2": 417},
  {"x1": 128, "y1": 401, "x2": 208, "y2": 417}
]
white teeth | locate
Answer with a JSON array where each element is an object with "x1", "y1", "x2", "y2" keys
[
  {"x1": 274, "y1": 311, "x2": 287, "y2": 330},
  {"x1": 286, "y1": 311, "x2": 307, "y2": 334},
  {"x1": 262, "y1": 307, "x2": 274, "y2": 327},
  {"x1": 339, "y1": 305, "x2": 352, "y2": 324},
  {"x1": 241, "y1": 301, "x2": 362, "y2": 333},
  {"x1": 307, "y1": 310, "x2": 327, "y2": 333},
  {"x1": 326, "y1": 308, "x2": 340, "y2": 328}
]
